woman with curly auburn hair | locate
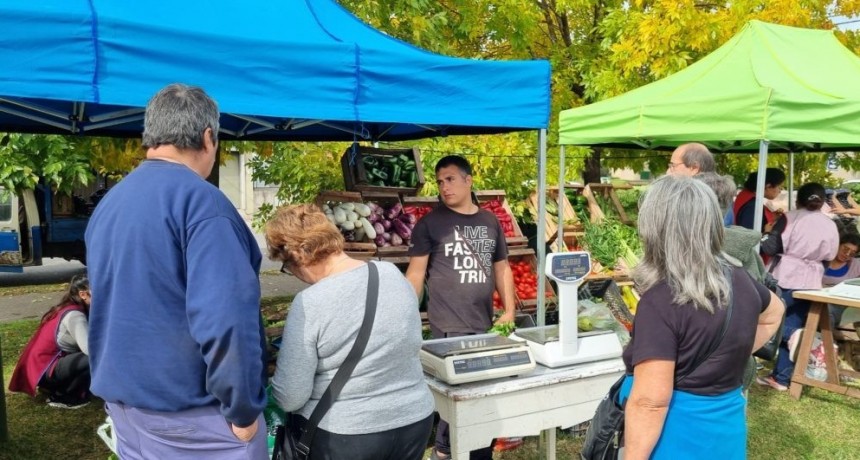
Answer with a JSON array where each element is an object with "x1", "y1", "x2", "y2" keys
[
  {"x1": 266, "y1": 204, "x2": 433, "y2": 460},
  {"x1": 619, "y1": 176, "x2": 783, "y2": 460}
]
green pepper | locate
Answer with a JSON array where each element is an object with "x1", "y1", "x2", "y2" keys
[
  {"x1": 363, "y1": 156, "x2": 378, "y2": 167},
  {"x1": 391, "y1": 164, "x2": 402, "y2": 184},
  {"x1": 371, "y1": 167, "x2": 388, "y2": 180},
  {"x1": 408, "y1": 171, "x2": 418, "y2": 186}
]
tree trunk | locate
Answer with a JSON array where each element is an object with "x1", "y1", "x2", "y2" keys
[{"x1": 581, "y1": 147, "x2": 602, "y2": 184}]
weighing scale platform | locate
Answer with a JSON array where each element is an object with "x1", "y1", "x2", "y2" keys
[
  {"x1": 511, "y1": 325, "x2": 623, "y2": 368},
  {"x1": 420, "y1": 334, "x2": 536, "y2": 385}
]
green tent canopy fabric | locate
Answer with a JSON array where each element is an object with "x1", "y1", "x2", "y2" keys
[{"x1": 558, "y1": 20, "x2": 860, "y2": 152}]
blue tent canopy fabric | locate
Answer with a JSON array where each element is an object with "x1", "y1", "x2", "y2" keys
[{"x1": 0, "y1": 0, "x2": 550, "y2": 141}]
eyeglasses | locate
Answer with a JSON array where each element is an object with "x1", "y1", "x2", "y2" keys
[{"x1": 280, "y1": 262, "x2": 292, "y2": 275}]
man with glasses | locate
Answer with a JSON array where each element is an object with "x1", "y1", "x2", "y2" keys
[
  {"x1": 85, "y1": 84, "x2": 268, "y2": 459},
  {"x1": 406, "y1": 155, "x2": 516, "y2": 460},
  {"x1": 667, "y1": 142, "x2": 716, "y2": 176}
]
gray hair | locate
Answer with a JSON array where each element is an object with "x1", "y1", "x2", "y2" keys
[
  {"x1": 634, "y1": 175, "x2": 729, "y2": 312},
  {"x1": 142, "y1": 83, "x2": 220, "y2": 150},
  {"x1": 694, "y1": 172, "x2": 737, "y2": 216},
  {"x1": 676, "y1": 143, "x2": 715, "y2": 173}
]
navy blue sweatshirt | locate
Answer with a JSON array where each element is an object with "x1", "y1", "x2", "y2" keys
[{"x1": 85, "y1": 160, "x2": 266, "y2": 426}]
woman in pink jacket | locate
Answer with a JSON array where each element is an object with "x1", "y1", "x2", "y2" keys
[{"x1": 758, "y1": 183, "x2": 839, "y2": 391}]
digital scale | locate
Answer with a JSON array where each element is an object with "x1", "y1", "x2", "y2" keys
[
  {"x1": 828, "y1": 278, "x2": 860, "y2": 299},
  {"x1": 420, "y1": 333, "x2": 536, "y2": 385},
  {"x1": 511, "y1": 251, "x2": 623, "y2": 368}
]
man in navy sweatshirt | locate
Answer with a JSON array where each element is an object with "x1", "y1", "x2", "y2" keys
[{"x1": 85, "y1": 84, "x2": 268, "y2": 459}]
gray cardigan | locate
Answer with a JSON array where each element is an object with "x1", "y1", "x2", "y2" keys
[{"x1": 272, "y1": 261, "x2": 434, "y2": 434}]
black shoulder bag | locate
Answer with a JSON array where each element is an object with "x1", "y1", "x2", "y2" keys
[
  {"x1": 273, "y1": 262, "x2": 379, "y2": 460},
  {"x1": 580, "y1": 266, "x2": 735, "y2": 460}
]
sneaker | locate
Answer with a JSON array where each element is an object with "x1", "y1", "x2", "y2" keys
[
  {"x1": 756, "y1": 375, "x2": 788, "y2": 392},
  {"x1": 47, "y1": 396, "x2": 90, "y2": 410}
]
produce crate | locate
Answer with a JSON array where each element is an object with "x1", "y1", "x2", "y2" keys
[
  {"x1": 580, "y1": 279, "x2": 634, "y2": 331},
  {"x1": 587, "y1": 183, "x2": 633, "y2": 225},
  {"x1": 475, "y1": 190, "x2": 528, "y2": 247},
  {"x1": 360, "y1": 191, "x2": 410, "y2": 261},
  {"x1": 565, "y1": 184, "x2": 605, "y2": 223},
  {"x1": 314, "y1": 191, "x2": 378, "y2": 256},
  {"x1": 402, "y1": 196, "x2": 439, "y2": 224},
  {"x1": 341, "y1": 144, "x2": 425, "y2": 196},
  {"x1": 508, "y1": 249, "x2": 557, "y2": 312},
  {"x1": 525, "y1": 186, "x2": 580, "y2": 252}
]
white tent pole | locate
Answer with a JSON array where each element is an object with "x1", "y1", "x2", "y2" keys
[
  {"x1": 558, "y1": 145, "x2": 565, "y2": 251},
  {"x1": 753, "y1": 140, "x2": 770, "y2": 233},
  {"x1": 788, "y1": 152, "x2": 794, "y2": 212},
  {"x1": 537, "y1": 129, "x2": 548, "y2": 326}
]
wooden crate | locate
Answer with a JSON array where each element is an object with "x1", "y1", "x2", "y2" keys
[
  {"x1": 360, "y1": 191, "x2": 410, "y2": 260},
  {"x1": 587, "y1": 183, "x2": 633, "y2": 225},
  {"x1": 525, "y1": 186, "x2": 580, "y2": 251},
  {"x1": 341, "y1": 145, "x2": 425, "y2": 196},
  {"x1": 565, "y1": 184, "x2": 606, "y2": 223},
  {"x1": 314, "y1": 190, "x2": 377, "y2": 255},
  {"x1": 507, "y1": 249, "x2": 557, "y2": 311},
  {"x1": 475, "y1": 190, "x2": 528, "y2": 247}
]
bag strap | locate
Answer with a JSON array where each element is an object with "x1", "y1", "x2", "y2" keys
[
  {"x1": 296, "y1": 262, "x2": 379, "y2": 455},
  {"x1": 673, "y1": 264, "x2": 734, "y2": 385}
]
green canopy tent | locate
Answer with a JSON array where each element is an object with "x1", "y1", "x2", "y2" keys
[{"x1": 552, "y1": 20, "x2": 860, "y2": 238}]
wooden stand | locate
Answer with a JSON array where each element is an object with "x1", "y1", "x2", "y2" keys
[{"x1": 586, "y1": 183, "x2": 633, "y2": 225}]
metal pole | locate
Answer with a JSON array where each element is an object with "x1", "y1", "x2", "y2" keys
[
  {"x1": 558, "y1": 145, "x2": 565, "y2": 251},
  {"x1": 788, "y1": 152, "x2": 795, "y2": 211},
  {"x1": 537, "y1": 129, "x2": 547, "y2": 326},
  {"x1": 752, "y1": 140, "x2": 770, "y2": 234}
]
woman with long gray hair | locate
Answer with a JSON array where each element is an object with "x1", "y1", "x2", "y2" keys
[{"x1": 617, "y1": 175, "x2": 783, "y2": 460}]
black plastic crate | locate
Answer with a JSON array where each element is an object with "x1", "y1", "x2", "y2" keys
[{"x1": 579, "y1": 279, "x2": 634, "y2": 331}]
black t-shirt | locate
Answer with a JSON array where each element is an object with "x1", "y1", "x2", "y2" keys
[
  {"x1": 408, "y1": 205, "x2": 508, "y2": 334},
  {"x1": 622, "y1": 267, "x2": 770, "y2": 395}
]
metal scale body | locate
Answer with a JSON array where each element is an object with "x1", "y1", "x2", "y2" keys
[
  {"x1": 511, "y1": 251, "x2": 623, "y2": 368},
  {"x1": 420, "y1": 334, "x2": 536, "y2": 385}
]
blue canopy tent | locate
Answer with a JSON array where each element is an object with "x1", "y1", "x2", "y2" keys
[{"x1": 0, "y1": 0, "x2": 549, "y2": 141}]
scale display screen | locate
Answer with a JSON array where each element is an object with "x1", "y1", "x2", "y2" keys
[
  {"x1": 453, "y1": 351, "x2": 532, "y2": 374},
  {"x1": 549, "y1": 252, "x2": 591, "y2": 282}
]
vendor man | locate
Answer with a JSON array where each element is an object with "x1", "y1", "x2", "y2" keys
[{"x1": 406, "y1": 155, "x2": 516, "y2": 460}]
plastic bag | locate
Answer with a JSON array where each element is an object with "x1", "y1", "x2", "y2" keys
[{"x1": 578, "y1": 299, "x2": 631, "y2": 346}]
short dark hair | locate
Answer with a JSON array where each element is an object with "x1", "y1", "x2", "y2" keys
[
  {"x1": 840, "y1": 232, "x2": 860, "y2": 248},
  {"x1": 435, "y1": 155, "x2": 472, "y2": 176},
  {"x1": 743, "y1": 168, "x2": 786, "y2": 191},
  {"x1": 797, "y1": 182, "x2": 826, "y2": 211}
]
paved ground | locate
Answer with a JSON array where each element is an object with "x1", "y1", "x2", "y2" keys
[{"x1": 0, "y1": 230, "x2": 310, "y2": 323}]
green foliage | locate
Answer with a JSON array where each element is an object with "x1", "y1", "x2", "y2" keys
[{"x1": 0, "y1": 133, "x2": 93, "y2": 194}]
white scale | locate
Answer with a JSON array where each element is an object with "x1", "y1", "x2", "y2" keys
[
  {"x1": 420, "y1": 334, "x2": 536, "y2": 385},
  {"x1": 510, "y1": 251, "x2": 623, "y2": 368}
]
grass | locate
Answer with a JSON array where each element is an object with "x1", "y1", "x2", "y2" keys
[
  {"x1": 3, "y1": 315, "x2": 860, "y2": 459},
  {"x1": 0, "y1": 284, "x2": 67, "y2": 297}
]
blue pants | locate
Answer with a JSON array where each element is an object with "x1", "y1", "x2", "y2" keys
[
  {"x1": 771, "y1": 288, "x2": 811, "y2": 386},
  {"x1": 107, "y1": 402, "x2": 268, "y2": 460}
]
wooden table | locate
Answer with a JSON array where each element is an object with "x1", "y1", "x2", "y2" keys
[
  {"x1": 789, "y1": 291, "x2": 860, "y2": 399},
  {"x1": 425, "y1": 358, "x2": 624, "y2": 460}
]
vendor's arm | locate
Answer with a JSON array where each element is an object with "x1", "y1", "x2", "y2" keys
[
  {"x1": 754, "y1": 290, "x2": 785, "y2": 351},
  {"x1": 271, "y1": 294, "x2": 317, "y2": 412},
  {"x1": 624, "y1": 359, "x2": 674, "y2": 460},
  {"x1": 493, "y1": 259, "x2": 516, "y2": 324},
  {"x1": 405, "y1": 255, "x2": 429, "y2": 298},
  {"x1": 186, "y1": 216, "x2": 266, "y2": 428}
]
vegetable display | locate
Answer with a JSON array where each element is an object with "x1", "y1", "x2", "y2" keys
[
  {"x1": 362, "y1": 153, "x2": 419, "y2": 188},
  {"x1": 479, "y1": 199, "x2": 516, "y2": 238},
  {"x1": 510, "y1": 259, "x2": 552, "y2": 301},
  {"x1": 323, "y1": 201, "x2": 374, "y2": 243},
  {"x1": 364, "y1": 200, "x2": 415, "y2": 247},
  {"x1": 403, "y1": 204, "x2": 434, "y2": 221}
]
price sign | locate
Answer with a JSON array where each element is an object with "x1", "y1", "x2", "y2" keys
[{"x1": 546, "y1": 252, "x2": 591, "y2": 284}]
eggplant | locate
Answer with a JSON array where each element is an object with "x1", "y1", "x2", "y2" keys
[
  {"x1": 390, "y1": 233, "x2": 403, "y2": 246},
  {"x1": 392, "y1": 219, "x2": 412, "y2": 240},
  {"x1": 373, "y1": 222, "x2": 385, "y2": 235},
  {"x1": 398, "y1": 213, "x2": 417, "y2": 226},
  {"x1": 374, "y1": 235, "x2": 386, "y2": 246},
  {"x1": 384, "y1": 202, "x2": 403, "y2": 220},
  {"x1": 382, "y1": 232, "x2": 391, "y2": 242},
  {"x1": 381, "y1": 219, "x2": 392, "y2": 231},
  {"x1": 343, "y1": 230, "x2": 356, "y2": 242}
]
